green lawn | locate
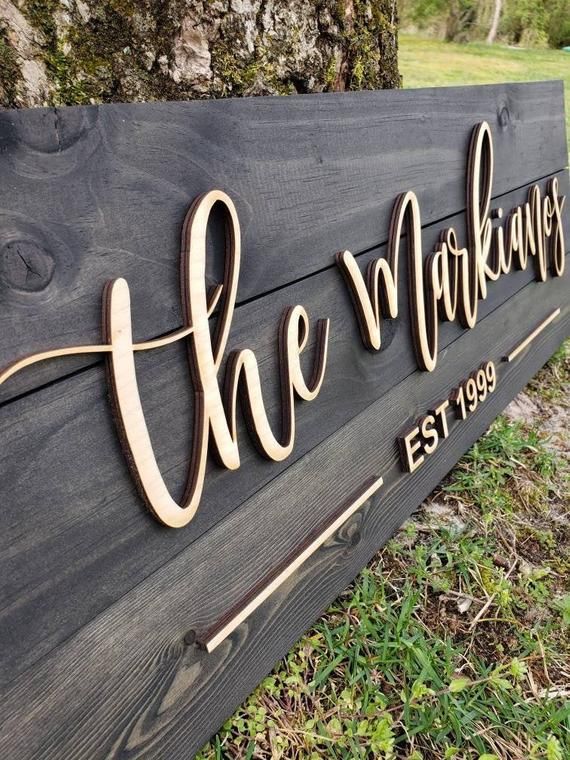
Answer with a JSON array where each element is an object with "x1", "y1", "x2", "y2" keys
[
  {"x1": 400, "y1": 34, "x2": 570, "y2": 147},
  {"x1": 198, "y1": 38, "x2": 570, "y2": 760}
]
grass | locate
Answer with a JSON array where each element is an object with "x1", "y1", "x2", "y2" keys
[
  {"x1": 399, "y1": 34, "x2": 570, "y2": 148},
  {"x1": 198, "y1": 38, "x2": 570, "y2": 759}
]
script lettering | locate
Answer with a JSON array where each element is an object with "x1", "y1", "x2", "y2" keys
[{"x1": 338, "y1": 121, "x2": 565, "y2": 372}]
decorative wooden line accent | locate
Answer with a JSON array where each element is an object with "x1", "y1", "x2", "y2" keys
[
  {"x1": 200, "y1": 475, "x2": 384, "y2": 653},
  {"x1": 503, "y1": 307, "x2": 561, "y2": 363}
]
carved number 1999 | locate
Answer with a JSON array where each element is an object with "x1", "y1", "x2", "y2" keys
[{"x1": 452, "y1": 361, "x2": 497, "y2": 420}]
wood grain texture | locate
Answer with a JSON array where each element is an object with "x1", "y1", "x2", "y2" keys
[
  {"x1": 0, "y1": 174, "x2": 566, "y2": 687},
  {"x1": 0, "y1": 267, "x2": 567, "y2": 760},
  {"x1": 0, "y1": 82, "x2": 566, "y2": 401}
]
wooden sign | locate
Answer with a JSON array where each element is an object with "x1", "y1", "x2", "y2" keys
[{"x1": 0, "y1": 82, "x2": 567, "y2": 758}]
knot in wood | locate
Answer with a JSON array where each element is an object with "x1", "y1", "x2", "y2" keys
[
  {"x1": 0, "y1": 239, "x2": 55, "y2": 292},
  {"x1": 498, "y1": 105, "x2": 510, "y2": 129}
]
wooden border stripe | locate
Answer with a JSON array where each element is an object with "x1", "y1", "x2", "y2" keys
[
  {"x1": 202, "y1": 476, "x2": 384, "y2": 653},
  {"x1": 503, "y1": 307, "x2": 561, "y2": 363}
]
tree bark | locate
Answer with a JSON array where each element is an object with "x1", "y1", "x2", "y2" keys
[
  {"x1": 486, "y1": 0, "x2": 502, "y2": 44},
  {"x1": 0, "y1": 0, "x2": 400, "y2": 109}
]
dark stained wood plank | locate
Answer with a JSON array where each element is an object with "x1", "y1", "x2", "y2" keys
[
  {"x1": 0, "y1": 269, "x2": 567, "y2": 759},
  {"x1": 0, "y1": 82, "x2": 566, "y2": 401},
  {"x1": 0, "y1": 173, "x2": 566, "y2": 685}
]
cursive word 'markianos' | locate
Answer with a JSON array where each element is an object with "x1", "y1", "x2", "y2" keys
[{"x1": 337, "y1": 121, "x2": 565, "y2": 371}]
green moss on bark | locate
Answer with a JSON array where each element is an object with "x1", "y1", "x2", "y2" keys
[
  {"x1": 328, "y1": 0, "x2": 400, "y2": 91},
  {"x1": 0, "y1": 24, "x2": 21, "y2": 107},
  {"x1": 10, "y1": 0, "x2": 399, "y2": 106},
  {"x1": 20, "y1": 0, "x2": 185, "y2": 104},
  {"x1": 22, "y1": 0, "x2": 89, "y2": 103}
]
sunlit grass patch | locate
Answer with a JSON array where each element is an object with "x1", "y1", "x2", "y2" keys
[
  {"x1": 443, "y1": 416, "x2": 561, "y2": 515},
  {"x1": 399, "y1": 34, "x2": 570, "y2": 147},
  {"x1": 526, "y1": 341, "x2": 570, "y2": 406}
]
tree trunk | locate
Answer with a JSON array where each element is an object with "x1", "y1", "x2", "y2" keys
[
  {"x1": 486, "y1": 0, "x2": 502, "y2": 44},
  {"x1": 0, "y1": 0, "x2": 400, "y2": 109}
]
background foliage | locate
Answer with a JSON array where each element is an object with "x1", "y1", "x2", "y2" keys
[{"x1": 401, "y1": 0, "x2": 570, "y2": 48}]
